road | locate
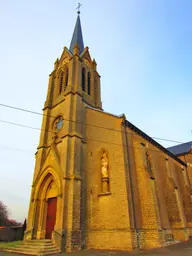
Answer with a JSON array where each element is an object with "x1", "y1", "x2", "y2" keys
[{"x1": 0, "y1": 239, "x2": 192, "y2": 256}]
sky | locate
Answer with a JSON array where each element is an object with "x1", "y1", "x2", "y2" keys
[{"x1": 0, "y1": 0, "x2": 191, "y2": 222}]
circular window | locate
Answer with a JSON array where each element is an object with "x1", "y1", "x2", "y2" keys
[{"x1": 53, "y1": 116, "x2": 64, "y2": 133}]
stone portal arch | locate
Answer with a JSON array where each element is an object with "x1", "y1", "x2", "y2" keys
[
  {"x1": 32, "y1": 167, "x2": 62, "y2": 239},
  {"x1": 32, "y1": 166, "x2": 62, "y2": 200}
]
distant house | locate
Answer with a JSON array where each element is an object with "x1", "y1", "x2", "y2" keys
[{"x1": 0, "y1": 225, "x2": 23, "y2": 242}]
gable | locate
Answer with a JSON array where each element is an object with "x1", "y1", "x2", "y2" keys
[
  {"x1": 33, "y1": 144, "x2": 61, "y2": 186},
  {"x1": 58, "y1": 46, "x2": 73, "y2": 67},
  {"x1": 80, "y1": 47, "x2": 92, "y2": 64}
]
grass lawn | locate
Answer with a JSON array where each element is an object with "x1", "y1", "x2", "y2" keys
[{"x1": 0, "y1": 241, "x2": 22, "y2": 249}]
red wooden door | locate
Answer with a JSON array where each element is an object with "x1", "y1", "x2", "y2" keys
[{"x1": 45, "y1": 197, "x2": 57, "y2": 239}]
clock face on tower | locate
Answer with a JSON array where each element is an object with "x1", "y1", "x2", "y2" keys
[{"x1": 53, "y1": 117, "x2": 64, "y2": 133}]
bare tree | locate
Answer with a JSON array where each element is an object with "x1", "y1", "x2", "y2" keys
[{"x1": 0, "y1": 200, "x2": 9, "y2": 226}]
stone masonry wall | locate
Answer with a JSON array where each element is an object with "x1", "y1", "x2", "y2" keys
[{"x1": 84, "y1": 108, "x2": 136, "y2": 250}]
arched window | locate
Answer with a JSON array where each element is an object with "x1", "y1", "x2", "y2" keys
[
  {"x1": 64, "y1": 67, "x2": 68, "y2": 90},
  {"x1": 59, "y1": 72, "x2": 64, "y2": 94},
  {"x1": 87, "y1": 72, "x2": 91, "y2": 95},
  {"x1": 82, "y1": 67, "x2": 85, "y2": 92}
]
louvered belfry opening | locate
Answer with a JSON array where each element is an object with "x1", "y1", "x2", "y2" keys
[
  {"x1": 64, "y1": 67, "x2": 69, "y2": 91},
  {"x1": 82, "y1": 67, "x2": 86, "y2": 92},
  {"x1": 59, "y1": 72, "x2": 64, "y2": 94},
  {"x1": 87, "y1": 72, "x2": 91, "y2": 95}
]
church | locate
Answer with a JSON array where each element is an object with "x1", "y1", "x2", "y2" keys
[{"x1": 22, "y1": 12, "x2": 192, "y2": 253}]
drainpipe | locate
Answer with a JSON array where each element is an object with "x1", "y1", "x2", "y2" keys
[{"x1": 123, "y1": 119, "x2": 140, "y2": 249}]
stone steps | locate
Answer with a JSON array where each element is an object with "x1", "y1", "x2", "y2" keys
[
  {"x1": 5, "y1": 248, "x2": 60, "y2": 256},
  {"x1": 3, "y1": 239, "x2": 61, "y2": 256},
  {"x1": 24, "y1": 239, "x2": 52, "y2": 244},
  {"x1": 14, "y1": 244, "x2": 56, "y2": 249},
  {"x1": 23, "y1": 241, "x2": 53, "y2": 247}
]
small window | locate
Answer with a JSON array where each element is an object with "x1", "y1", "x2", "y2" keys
[
  {"x1": 87, "y1": 72, "x2": 91, "y2": 95},
  {"x1": 64, "y1": 67, "x2": 68, "y2": 90},
  {"x1": 82, "y1": 67, "x2": 85, "y2": 91},
  {"x1": 59, "y1": 72, "x2": 64, "y2": 94}
]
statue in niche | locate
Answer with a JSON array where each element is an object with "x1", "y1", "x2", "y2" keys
[
  {"x1": 101, "y1": 150, "x2": 110, "y2": 193},
  {"x1": 101, "y1": 152, "x2": 108, "y2": 178}
]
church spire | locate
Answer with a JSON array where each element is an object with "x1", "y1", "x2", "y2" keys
[{"x1": 69, "y1": 13, "x2": 84, "y2": 54}]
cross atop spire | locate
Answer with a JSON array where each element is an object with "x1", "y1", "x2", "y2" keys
[
  {"x1": 76, "y1": 3, "x2": 82, "y2": 15},
  {"x1": 69, "y1": 11, "x2": 84, "y2": 54}
]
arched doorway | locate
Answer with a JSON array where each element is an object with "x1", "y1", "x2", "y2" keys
[
  {"x1": 45, "y1": 181, "x2": 58, "y2": 239},
  {"x1": 31, "y1": 173, "x2": 60, "y2": 240}
]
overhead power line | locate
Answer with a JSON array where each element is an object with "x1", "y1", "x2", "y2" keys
[
  {"x1": 0, "y1": 103, "x2": 185, "y2": 145},
  {"x1": 0, "y1": 134, "x2": 182, "y2": 156},
  {"x1": 0, "y1": 119, "x2": 51, "y2": 133},
  {"x1": 0, "y1": 117, "x2": 188, "y2": 160},
  {"x1": 0, "y1": 145, "x2": 33, "y2": 154},
  {"x1": 0, "y1": 118, "x2": 186, "y2": 156}
]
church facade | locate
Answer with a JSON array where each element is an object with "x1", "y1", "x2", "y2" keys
[{"x1": 24, "y1": 14, "x2": 192, "y2": 252}]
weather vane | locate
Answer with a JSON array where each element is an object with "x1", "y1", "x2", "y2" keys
[{"x1": 76, "y1": 3, "x2": 82, "y2": 14}]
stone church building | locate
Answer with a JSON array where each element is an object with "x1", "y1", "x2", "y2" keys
[{"x1": 23, "y1": 13, "x2": 192, "y2": 253}]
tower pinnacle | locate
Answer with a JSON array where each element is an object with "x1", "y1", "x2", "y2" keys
[
  {"x1": 69, "y1": 11, "x2": 84, "y2": 54},
  {"x1": 69, "y1": 4, "x2": 84, "y2": 54}
]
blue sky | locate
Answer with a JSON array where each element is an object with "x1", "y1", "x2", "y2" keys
[{"x1": 0, "y1": 0, "x2": 191, "y2": 221}]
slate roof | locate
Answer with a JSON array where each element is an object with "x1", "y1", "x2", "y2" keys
[
  {"x1": 125, "y1": 120, "x2": 187, "y2": 166},
  {"x1": 69, "y1": 14, "x2": 84, "y2": 54},
  {"x1": 167, "y1": 141, "x2": 192, "y2": 156}
]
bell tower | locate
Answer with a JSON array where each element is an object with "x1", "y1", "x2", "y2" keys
[
  {"x1": 25, "y1": 12, "x2": 102, "y2": 252},
  {"x1": 46, "y1": 13, "x2": 102, "y2": 113}
]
